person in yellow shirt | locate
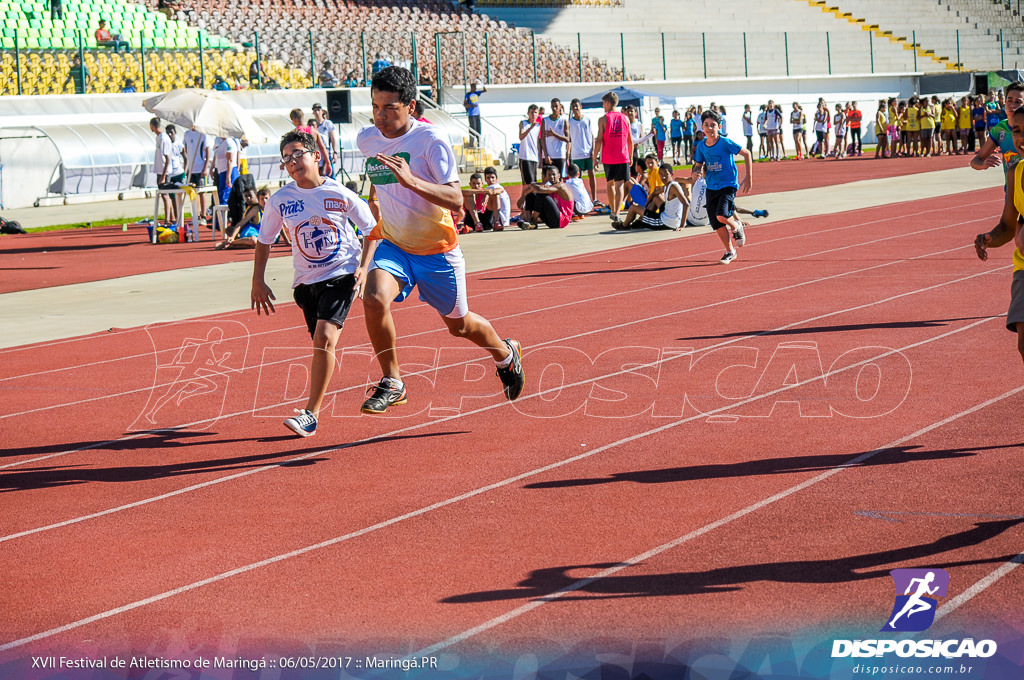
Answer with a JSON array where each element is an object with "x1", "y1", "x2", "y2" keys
[
  {"x1": 940, "y1": 99, "x2": 958, "y2": 154},
  {"x1": 874, "y1": 99, "x2": 889, "y2": 159},
  {"x1": 974, "y1": 107, "x2": 1024, "y2": 366},
  {"x1": 887, "y1": 98, "x2": 899, "y2": 157},
  {"x1": 958, "y1": 96, "x2": 972, "y2": 153},
  {"x1": 905, "y1": 97, "x2": 921, "y2": 157},
  {"x1": 918, "y1": 98, "x2": 934, "y2": 157}
]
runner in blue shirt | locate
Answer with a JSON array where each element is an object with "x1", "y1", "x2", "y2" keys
[
  {"x1": 691, "y1": 110, "x2": 753, "y2": 264},
  {"x1": 970, "y1": 82, "x2": 1024, "y2": 183},
  {"x1": 669, "y1": 110, "x2": 684, "y2": 165}
]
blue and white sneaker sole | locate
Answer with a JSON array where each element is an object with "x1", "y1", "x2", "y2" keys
[{"x1": 284, "y1": 420, "x2": 317, "y2": 437}]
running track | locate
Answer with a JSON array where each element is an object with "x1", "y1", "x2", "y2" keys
[
  {"x1": 1, "y1": 179, "x2": 1022, "y2": 678},
  {"x1": 0, "y1": 154, "x2": 969, "y2": 293}
]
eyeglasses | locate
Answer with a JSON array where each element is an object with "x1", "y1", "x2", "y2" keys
[{"x1": 280, "y1": 149, "x2": 313, "y2": 165}]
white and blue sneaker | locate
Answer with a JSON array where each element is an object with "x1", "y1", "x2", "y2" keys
[
  {"x1": 283, "y1": 408, "x2": 317, "y2": 437},
  {"x1": 732, "y1": 223, "x2": 746, "y2": 247}
]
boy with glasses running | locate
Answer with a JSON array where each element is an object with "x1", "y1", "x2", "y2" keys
[
  {"x1": 251, "y1": 131, "x2": 376, "y2": 437},
  {"x1": 356, "y1": 66, "x2": 524, "y2": 414}
]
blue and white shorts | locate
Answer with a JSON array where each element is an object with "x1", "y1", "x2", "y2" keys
[{"x1": 371, "y1": 239, "x2": 469, "y2": 318}]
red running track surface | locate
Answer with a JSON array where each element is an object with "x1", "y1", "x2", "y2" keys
[
  {"x1": 0, "y1": 183, "x2": 1021, "y2": 674},
  {"x1": 0, "y1": 154, "x2": 972, "y2": 294}
]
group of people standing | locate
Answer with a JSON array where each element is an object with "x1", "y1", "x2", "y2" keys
[{"x1": 875, "y1": 90, "x2": 1016, "y2": 159}]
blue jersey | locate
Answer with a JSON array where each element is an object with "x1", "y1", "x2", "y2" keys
[
  {"x1": 684, "y1": 118, "x2": 696, "y2": 136},
  {"x1": 653, "y1": 116, "x2": 667, "y2": 141},
  {"x1": 988, "y1": 120, "x2": 1021, "y2": 172},
  {"x1": 670, "y1": 119, "x2": 684, "y2": 138},
  {"x1": 694, "y1": 135, "x2": 743, "y2": 190},
  {"x1": 464, "y1": 90, "x2": 483, "y2": 117}
]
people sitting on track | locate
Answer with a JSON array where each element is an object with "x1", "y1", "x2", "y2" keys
[
  {"x1": 517, "y1": 164, "x2": 574, "y2": 230},
  {"x1": 216, "y1": 187, "x2": 270, "y2": 249},
  {"x1": 458, "y1": 169, "x2": 509, "y2": 232},
  {"x1": 564, "y1": 162, "x2": 594, "y2": 218}
]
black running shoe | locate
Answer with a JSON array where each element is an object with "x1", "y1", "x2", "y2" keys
[
  {"x1": 361, "y1": 378, "x2": 407, "y2": 414},
  {"x1": 496, "y1": 338, "x2": 525, "y2": 401}
]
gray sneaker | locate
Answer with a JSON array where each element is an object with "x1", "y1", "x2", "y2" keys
[
  {"x1": 361, "y1": 378, "x2": 408, "y2": 414},
  {"x1": 732, "y1": 223, "x2": 746, "y2": 247},
  {"x1": 719, "y1": 251, "x2": 737, "y2": 264}
]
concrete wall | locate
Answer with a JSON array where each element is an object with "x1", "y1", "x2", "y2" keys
[{"x1": 0, "y1": 70, "x2": 972, "y2": 209}]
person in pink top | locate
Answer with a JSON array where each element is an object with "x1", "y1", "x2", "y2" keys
[
  {"x1": 517, "y1": 164, "x2": 574, "y2": 229},
  {"x1": 289, "y1": 108, "x2": 332, "y2": 177},
  {"x1": 592, "y1": 90, "x2": 633, "y2": 221}
]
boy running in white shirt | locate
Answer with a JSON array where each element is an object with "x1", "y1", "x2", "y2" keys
[
  {"x1": 356, "y1": 66, "x2": 524, "y2": 413},
  {"x1": 251, "y1": 130, "x2": 376, "y2": 437}
]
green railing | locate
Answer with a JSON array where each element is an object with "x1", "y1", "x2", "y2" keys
[{"x1": 3, "y1": 27, "x2": 1020, "y2": 97}]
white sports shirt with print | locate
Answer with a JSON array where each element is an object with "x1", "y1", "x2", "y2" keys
[
  {"x1": 258, "y1": 178, "x2": 374, "y2": 287},
  {"x1": 686, "y1": 177, "x2": 709, "y2": 225},
  {"x1": 357, "y1": 119, "x2": 461, "y2": 256},
  {"x1": 567, "y1": 115, "x2": 594, "y2": 160}
]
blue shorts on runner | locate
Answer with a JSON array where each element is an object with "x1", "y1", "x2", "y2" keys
[{"x1": 371, "y1": 239, "x2": 469, "y2": 318}]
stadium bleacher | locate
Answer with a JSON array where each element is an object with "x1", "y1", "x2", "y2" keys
[{"x1": 2, "y1": 0, "x2": 1023, "y2": 97}]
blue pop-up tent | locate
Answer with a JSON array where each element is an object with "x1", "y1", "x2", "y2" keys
[{"x1": 579, "y1": 86, "x2": 675, "y2": 110}]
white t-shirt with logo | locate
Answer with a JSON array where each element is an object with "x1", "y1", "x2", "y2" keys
[
  {"x1": 356, "y1": 120, "x2": 461, "y2": 256},
  {"x1": 518, "y1": 118, "x2": 541, "y2": 163},
  {"x1": 487, "y1": 181, "x2": 511, "y2": 227},
  {"x1": 258, "y1": 178, "x2": 373, "y2": 287},
  {"x1": 154, "y1": 131, "x2": 172, "y2": 175},
  {"x1": 565, "y1": 177, "x2": 593, "y2": 214},
  {"x1": 567, "y1": 115, "x2": 594, "y2": 160},
  {"x1": 317, "y1": 119, "x2": 336, "y2": 147},
  {"x1": 168, "y1": 138, "x2": 185, "y2": 176},
  {"x1": 183, "y1": 130, "x2": 214, "y2": 175},
  {"x1": 543, "y1": 115, "x2": 568, "y2": 160},
  {"x1": 214, "y1": 137, "x2": 239, "y2": 173}
]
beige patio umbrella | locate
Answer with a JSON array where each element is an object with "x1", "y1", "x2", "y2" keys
[{"x1": 143, "y1": 88, "x2": 268, "y2": 143}]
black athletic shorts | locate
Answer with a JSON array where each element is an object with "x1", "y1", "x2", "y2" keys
[
  {"x1": 519, "y1": 159, "x2": 538, "y2": 185},
  {"x1": 705, "y1": 186, "x2": 737, "y2": 228},
  {"x1": 293, "y1": 273, "x2": 357, "y2": 338},
  {"x1": 604, "y1": 162, "x2": 629, "y2": 182}
]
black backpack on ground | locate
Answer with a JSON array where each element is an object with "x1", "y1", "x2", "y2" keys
[{"x1": 0, "y1": 216, "x2": 27, "y2": 234}]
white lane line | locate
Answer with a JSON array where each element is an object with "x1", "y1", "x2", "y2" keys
[
  {"x1": 0, "y1": 311, "x2": 1012, "y2": 654},
  {"x1": 412, "y1": 383, "x2": 1024, "y2": 658},
  {"x1": 0, "y1": 227, "x2": 982, "y2": 478},
  {"x1": 0, "y1": 212, "x2": 988, "y2": 425},
  {"x1": 0, "y1": 238, "x2": 995, "y2": 484},
  {"x1": 0, "y1": 196, "x2": 993, "y2": 374},
  {"x1": 933, "y1": 551, "x2": 1024, "y2": 624},
  {"x1": 2, "y1": 252, "x2": 994, "y2": 542}
]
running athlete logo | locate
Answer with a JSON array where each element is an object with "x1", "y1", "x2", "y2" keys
[
  {"x1": 365, "y1": 152, "x2": 411, "y2": 185},
  {"x1": 131, "y1": 321, "x2": 248, "y2": 431},
  {"x1": 881, "y1": 568, "x2": 950, "y2": 632},
  {"x1": 295, "y1": 214, "x2": 343, "y2": 264}
]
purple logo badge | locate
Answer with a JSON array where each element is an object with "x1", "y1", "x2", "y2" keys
[{"x1": 881, "y1": 568, "x2": 950, "y2": 632}]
